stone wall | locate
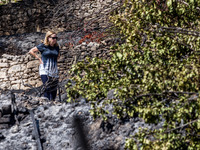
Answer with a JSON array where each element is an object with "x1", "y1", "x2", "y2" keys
[
  {"x1": 0, "y1": 0, "x2": 118, "y2": 90},
  {"x1": 0, "y1": 0, "x2": 56, "y2": 36},
  {"x1": 0, "y1": 53, "x2": 41, "y2": 90},
  {"x1": 0, "y1": 40, "x2": 111, "y2": 90},
  {"x1": 0, "y1": 0, "x2": 118, "y2": 36}
]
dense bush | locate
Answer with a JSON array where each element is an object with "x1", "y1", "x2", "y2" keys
[{"x1": 67, "y1": 0, "x2": 200, "y2": 149}]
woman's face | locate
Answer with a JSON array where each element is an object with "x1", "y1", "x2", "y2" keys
[{"x1": 48, "y1": 34, "x2": 58, "y2": 46}]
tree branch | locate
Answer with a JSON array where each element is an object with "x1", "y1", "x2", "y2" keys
[
  {"x1": 153, "y1": 24, "x2": 200, "y2": 37},
  {"x1": 165, "y1": 118, "x2": 200, "y2": 133}
]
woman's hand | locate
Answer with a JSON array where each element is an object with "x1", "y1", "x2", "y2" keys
[{"x1": 39, "y1": 58, "x2": 43, "y2": 64}]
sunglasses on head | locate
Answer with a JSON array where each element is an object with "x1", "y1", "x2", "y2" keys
[{"x1": 50, "y1": 36, "x2": 58, "y2": 40}]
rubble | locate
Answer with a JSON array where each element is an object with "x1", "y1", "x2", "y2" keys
[{"x1": 0, "y1": 90, "x2": 154, "y2": 150}]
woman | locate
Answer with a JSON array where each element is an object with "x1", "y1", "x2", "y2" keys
[{"x1": 29, "y1": 31, "x2": 60, "y2": 101}]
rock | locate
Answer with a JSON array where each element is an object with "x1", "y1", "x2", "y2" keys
[
  {"x1": 0, "y1": 124, "x2": 9, "y2": 129},
  {"x1": 18, "y1": 107, "x2": 28, "y2": 114},
  {"x1": 8, "y1": 64, "x2": 22, "y2": 74},
  {"x1": 28, "y1": 99, "x2": 39, "y2": 105},
  {"x1": 61, "y1": 93, "x2": 68, "y2": 100},
  {"x1": 40, "y1": 97, "x2": 49, "y2": 102},
  {"x1": 1, "y1": 105, "x2": 12, "y2": 115},
  {"x1": 0, "y1": 63, "x2": 9, "y2": 68},
  {"x1": 0, "y1": 71, "x2": 7, "y2": 79},
  {"x1": 11, "y1": 84, "x2": 20, "y2": 89},
  {"x1": 11, "y1": 125, "x2": 20, "y2": 133},
  {"x1": 37, "y1": 112, "x2": 45, "y2": 118},
  {"x1": 0, "y1": 116, "x2": 11, "y2": 124},
  {"x1": 23, "y1": 122, "x2": 32, "y2": 127},
  {"x1": 27, "y1": 60, "x2": 39, "y2": 69},
  {"x1": 0, "y1": 133, "x2": 5, "y2": 141}
]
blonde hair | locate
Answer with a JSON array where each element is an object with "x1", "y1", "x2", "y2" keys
[{"x1": 43, "y1": 31, "x2": 59, "y2": 47}]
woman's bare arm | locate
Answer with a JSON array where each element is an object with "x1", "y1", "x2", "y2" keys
[{"x1": 29, "y1": 47, "x2": 43, "y2": 64}]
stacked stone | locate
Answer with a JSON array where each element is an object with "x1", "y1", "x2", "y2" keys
[
  {"x1": 0, "y1": 0, "x2": 56, "y2": 36},
  {"x1": 47, "y1": 0, "x2": 118, "y2": 32},
  {"x1": 0, "y1": 53, "x2": 42, "y2": 90},
  {"x1": 0, "y1": 0, "x2": 119, "y2": 36},
  {"x1": 82, "y1": 0, "x2": 116, "y2": 29}
]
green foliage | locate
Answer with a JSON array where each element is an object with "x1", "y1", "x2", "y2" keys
[
  {"x1": 66, "y1": 0, "x2": 200, "y2": 149},
  {"x1": 0, "y1": 0, "x2": 21, "y2": 5}
]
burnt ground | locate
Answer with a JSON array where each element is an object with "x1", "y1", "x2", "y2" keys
[{"x1": 0, "y1": 88, "x2": 159, "y2": 150}]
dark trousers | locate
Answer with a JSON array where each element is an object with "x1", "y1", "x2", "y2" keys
[{"x1": 41, "y1": 75, "x2": 58, "y2": 100}]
